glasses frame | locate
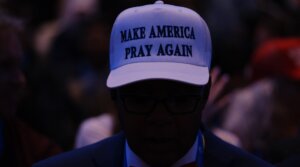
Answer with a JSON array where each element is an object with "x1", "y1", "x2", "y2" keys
[{"x1": 119, "y1": 93, "x2": 203, "y2": 115}]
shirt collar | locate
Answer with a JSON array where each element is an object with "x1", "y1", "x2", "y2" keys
[
  {"x1": 125, "y1": 141, "x2": 150, "y2": 167},
  {"x1": 125, "y1": 135, "x2": 199, "y2": 167}
]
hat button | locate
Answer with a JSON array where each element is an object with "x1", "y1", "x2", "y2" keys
[{"x1": 155, "y1": 0, "x2": 164, "y2": 4}]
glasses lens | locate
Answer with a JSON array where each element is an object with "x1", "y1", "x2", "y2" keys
[
  {"x1": 122, "y1": 95, "x2": 155, "y2": 114},
  {"x1": 166, "y1": 96, "x2": 200, "y2": 114},
  {"x1": 122, "y1": 95, "x2": 200, "y2": 114}
]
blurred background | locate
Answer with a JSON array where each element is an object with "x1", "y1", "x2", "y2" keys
[{"x1": 0, "y1": 0, "x2": 299, "y2": 166}]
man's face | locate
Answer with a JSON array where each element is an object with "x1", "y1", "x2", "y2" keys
[
  {"x1": 0, "y1": 30, "x2": 25, "y2": 117},
  {"x1": 116, "y1": 80, "x2": 206, "y2": 166}
]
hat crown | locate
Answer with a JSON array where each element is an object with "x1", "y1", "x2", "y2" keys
[
  {"x1": 110, "y1": 2, "x2": 211, "y2": 70},
  {"x1": 107, "y1": 2, "x2": 212, "y2": 88}
]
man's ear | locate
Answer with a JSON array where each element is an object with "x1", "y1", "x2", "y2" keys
[{"x1": 110, "y1": 88, "x2": 125, "y2": 129}]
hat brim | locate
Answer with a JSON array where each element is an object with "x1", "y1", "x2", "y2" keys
[{"x1": 107, "y1": 62, "x2": 209, "y2": 88}]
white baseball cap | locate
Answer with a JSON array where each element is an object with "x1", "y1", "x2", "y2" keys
[{"x1": 107, "y1": 0, "x2": 212, "y2": 88}]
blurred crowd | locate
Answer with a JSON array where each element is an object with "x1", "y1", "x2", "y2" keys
[{"x1": 0, "y1": 0, "x2": 299, "y2": 166}]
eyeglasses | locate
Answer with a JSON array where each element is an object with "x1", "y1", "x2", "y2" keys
[{"x1": 120, "y1": 94, "x2": 202, "y2": 115}]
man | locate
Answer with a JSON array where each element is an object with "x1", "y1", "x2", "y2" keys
[
  {"x1": 33, "y1": 1, "x2": 273, "y2": 166},
  {"x1": 0, "y1": 13, "x2": 61, "y2": 167}
]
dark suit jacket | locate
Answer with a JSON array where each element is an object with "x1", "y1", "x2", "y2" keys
[{"x1": 33, "y1": 130, "x2": 273, "y2": 167}]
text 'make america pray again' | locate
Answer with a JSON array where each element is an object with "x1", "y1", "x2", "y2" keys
[{"x1": 120, "y1": 25, "x2": 196, "y2": 59}]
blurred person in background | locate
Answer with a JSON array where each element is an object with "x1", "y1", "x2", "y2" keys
[
  {"x1": 20, "y1": 15, "x2": 116, "y2": 151},
  {"x1": 7, "y1": 0, "x2": 110, "y2": 151},
  {"x1": 0, "y1": 12, "x2": 61, "y2": 167},
  {"x1": 2, "y1": 0, "x2": 122, "y2": 151},
  {"x1": 199, "y1": 1, "x2": 300, "y2": 160},
  {"x1": 221, "y1": 38, "x2": 300, "y2": 164}
]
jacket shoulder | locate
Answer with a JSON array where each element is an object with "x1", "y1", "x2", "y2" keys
[
  {"x1": 32, "y1": 133, "x2": 125, "y2": 167},
  {"x1": 203, "y1": 130, "x2": 274, "y2": 167}
]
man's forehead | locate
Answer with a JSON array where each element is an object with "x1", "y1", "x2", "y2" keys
[{"x1": 118, "y1": 79, "x2": 204, "y2": 94}]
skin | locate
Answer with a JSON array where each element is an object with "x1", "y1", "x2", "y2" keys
[
  {"x1": 115, "y1": 80, "x2": 208, "y2": 167},
  {"x1": 0, "y1": 29, "x2": 25, "y2": 119}
]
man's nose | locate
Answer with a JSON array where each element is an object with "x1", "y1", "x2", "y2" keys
[{"x1": 146, "y1": 100, "x2": 173, "y2": 126}]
